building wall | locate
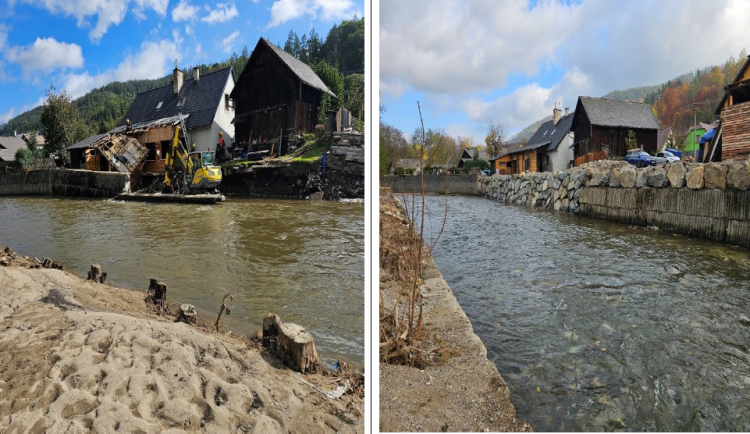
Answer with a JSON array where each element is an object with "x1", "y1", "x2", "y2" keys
[
  {"x1": 683, "y1": 128, "x2": 706, "y2": 152},
  {"x1": 188, "y1": 126, "x2": 215, "y2": 153},
  {"x1": 549, "y1": 133, "x2": 574, "y2": 171},
  {"x1": 213, "y1": 73, "x2": 236, "y2": 142}
]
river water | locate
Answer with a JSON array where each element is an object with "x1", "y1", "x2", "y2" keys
[
  {"x1": 420, "y1": 195, "x2": 750, "y2": 432},
  {"x1": 0, "y1": 197, "x2": 363, "y2": 365}
]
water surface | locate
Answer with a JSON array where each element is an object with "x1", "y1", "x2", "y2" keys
[
  {"x1": 421, "y1": 195, "x2": 750, "y2": 431},
  {"x1": 0, "y1": 197, "x2": 364, "y2": 365}
]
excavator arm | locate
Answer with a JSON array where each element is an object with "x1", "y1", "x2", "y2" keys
[{"x1": 163, "y1": 125, "x2": 192, "y2": 193}]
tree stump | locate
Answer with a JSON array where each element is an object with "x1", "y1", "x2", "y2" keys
[
  {"x1": 42, "y1": 258, "x2": 54, "y2": 269},
  {"x1": 176, "y1": 304, "x2": 198, "y2": 324},
  {"x1": 262, "y1": 313, "x2": 320, "y2": 374},
  {"x1": 146, "y1": 278, "x2": 168, "y2": 311}
]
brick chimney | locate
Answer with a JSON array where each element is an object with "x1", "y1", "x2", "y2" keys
[
  {"x1": 193, "y1": 67, "x2": 200, "y2": 83},
  {"x1": 173, "y1": 59, "x2": 183, "y2": 95},
  {"x1": 565, "y1": 107, "x2": 569, "y2": 117},
  {"x1": 553, "y1": 105, "x2": 562, "y2": 125}
]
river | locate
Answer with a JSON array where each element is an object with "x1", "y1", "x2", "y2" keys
[
  {"x1": 420, "y1": 195, "x2": 750, "y2": 431},
  {"x1": 0, "y1": 197, "x2": 364, "y2": 365}
]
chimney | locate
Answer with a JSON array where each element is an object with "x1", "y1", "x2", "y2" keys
[
  {"x1": 565, "y1": 107, "x2": 569, "y2": 117},
  {"x1": 553, "y1": 105, "x2": 562, "y2": 125},
  {"x1": 13, "y1": 130, "x2": 17, "y2": 137},
  {"x1": 193, "y1": 67, "x2": 200, "y2": 83},
  {"x1": 173, "y1": 59, "x2": 183, "y2": 95}
]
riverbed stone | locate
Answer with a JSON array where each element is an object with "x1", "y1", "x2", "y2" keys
[
  {"x1": 704, "y1": 163, "x2": 728, "y2": 189},
  {"x1": 685, "y1": 165, "x2": 704, "y2": 189},
  {"x1": 647, "y1": 168, "x2": 669, "y2": 188},
  {"x1": 619, "y1": 166, "x2": 636, "y2": 188},
  {"x1": 726, "y1": 160, "x2": 750, "y2": 190},
  {"x1": 668, "y1": 162, "x2": 687, "y2": 188},
  {"x1": 635, "y1": 170, "x2": 648, "y2": 188},
  {"x1": 554, "y1": 199, "x2": 561, "y2": 211}
]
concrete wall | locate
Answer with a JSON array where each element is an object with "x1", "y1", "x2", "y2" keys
[
  {"x1": 579, "y1": 187, "x2": 750, "y2": 247},
  {"x1": 0, "y1": 169, "x2": 129, "y2": 198},
  {"x1": 381, "y1": 174, "x2": 479, "y2": 195}
]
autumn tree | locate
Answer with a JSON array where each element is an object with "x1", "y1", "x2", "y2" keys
[
  {"x1": 485, "y1": 120, "x2": 507, "y2": 159},
  {"x1": 625, "y1": 129, "x2": 638, "y2": 150}
]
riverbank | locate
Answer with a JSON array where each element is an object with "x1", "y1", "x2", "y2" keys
[
  {"x1": 378, "y1": 192, "x2": 531, "y2": 432},
  {"x1": 0, "y1": 247, "x2": 363, "y2": 433}
]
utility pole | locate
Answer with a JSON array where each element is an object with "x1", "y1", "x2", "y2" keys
[{"x1": 693, "y1": 104, "x2": 698, "y2": 161}]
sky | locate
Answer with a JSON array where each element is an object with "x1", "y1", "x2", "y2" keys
[
  {"x1": 0, "y1": 0, "x2": 364, "y2": 126},
  {"x1": 379, "y1": 0, "x2": 750, "y2": 144}
]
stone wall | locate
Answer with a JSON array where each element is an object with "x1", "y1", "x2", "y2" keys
[
  {"x1": 479, "y1": 159, "x2": 750, "y2": 248},
  {"x1": 0, "y1": 169, "x2": 129, "y2": 198},
  {"x1": 380, "y1": 174, "x2": 479, "y2": 195}
]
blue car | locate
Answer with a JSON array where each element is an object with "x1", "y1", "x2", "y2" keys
[{"x1": 625, "y1": 150, "x2": 656, "y2": 168}]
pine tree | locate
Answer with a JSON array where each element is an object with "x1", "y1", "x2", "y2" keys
[{"x1": 283, "y1": 30, "x2": 295, "y2": 55}]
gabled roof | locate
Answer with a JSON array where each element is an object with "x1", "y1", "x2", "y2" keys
[
  {"x1": 122, "y1": 67, "x2": 232, "y2": 131},
  {"x1": 577, "y1": 96, "x2": 661, "y2": 130},
  {"x1": 716, "y1": 56, "x2": 750, "y2": 114},
  {"x1": 238, "y1": 38, "x2": 335, "y2": 98},
  {"x1": 521, "y1": 111, "x2": 574, "y2": 153},
  {"x1": 657, "y1": 127, "x2": 672, "y2": 149},
  {"x1": 0, "y1": 135, "x2": 29, "y2": 162},
  {"x1": 496, "y1": 141, "x2": 525, "y2": 158},
  {"x1": 461, "y1": 148, "x2": 488, "y2": 161},
  {"x1": 687, "y1": 121, "x2": 717, "y2": 133}
]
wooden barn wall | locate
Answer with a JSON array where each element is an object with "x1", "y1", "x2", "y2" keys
[
  {"x1": 720, "y1": 100, "x2": 750, "y2": 160},
  {"x1": 591, "y1": 126, "x2": 657, "y2": 156}
]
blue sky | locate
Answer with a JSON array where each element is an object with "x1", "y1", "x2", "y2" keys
[
  {"x1": 380, "y1": 0, "x2": 750, "y2": 143},
  {"x1": 0, "y1": 0, "x2": 364, "y2": 125}
]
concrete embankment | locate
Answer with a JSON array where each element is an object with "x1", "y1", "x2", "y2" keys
[
  {"x1": 380, "y1": 174, "x2": 480, "y2": 195},
  {"x1": 0, "y1": 246, "x2": 363, "y2": 433},
  {"x1": 379, "y1": 192, "x2": 530, "y2": 432},
  {"x1": 0, "y1": 169, "x2": 128, "y2": 198},
  {"x1": 479, "y1": 159, "x2": 750, "y2": 248}
]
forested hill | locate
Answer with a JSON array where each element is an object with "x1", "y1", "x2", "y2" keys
[{"x1": 0, "y1": 17, "x2": 364, "y2": 137}]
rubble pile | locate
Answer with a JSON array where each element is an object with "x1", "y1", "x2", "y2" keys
[{"x1": 478, "y1": 159, "x2": 750, "y2": 214}]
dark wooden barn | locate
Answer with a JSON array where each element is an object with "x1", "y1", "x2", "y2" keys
[
  {"x1": 230, "y1": 38, "x2": 337, "y2": 148},
  {"x1": 571, "y1": 96, "x2": 660, "y2": 166}
]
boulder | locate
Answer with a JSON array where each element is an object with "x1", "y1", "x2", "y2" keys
[
  {"x1": 685, "y1": 165, "x2": 705, "y2": 189},
  {"x1": 619, "y1": 166, "x2": 636, "y2": 188},
  {"x1": 590, "y1": 171, "x2": 609, "y2": 187},
  {"x1": 726, "y1": 160, "x2": 750, "y2": 190},
  {"x1": 553, "y1": 199, "x2": 561, "y2": 211},
  {"x1": 667, "y1": 162, "x2": 687, "y2": 188},
  {"x1": 610, "y1": 170, "x2": 622, "y2": 188},
  {"x1": 635, "y1": 170, "x2": 648, "y2": 188},
  {"x1": 704, "y1": 163, "x2": 728, "y2": 189},
  {"x1": 647, "y1": 168, "x2": 669, "y2": 187},
  {"x1": 542, "y1": 180, "x2": 549, "y2": 190}
]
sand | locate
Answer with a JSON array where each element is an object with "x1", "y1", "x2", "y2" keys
[
  {"x1": 379, "y1": 193, "x2": 532, "y2": 432},
  {"x1": 0, "y1": 261, "x2": 363, "y2": 433}
]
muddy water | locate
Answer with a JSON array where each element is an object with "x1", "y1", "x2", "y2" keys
[
  {"x1": 0, "y1": 197, "x2": 363, "y2": 365},
  {"x1": 421, "y1": 195, "x2": 750, "y2": 431}
]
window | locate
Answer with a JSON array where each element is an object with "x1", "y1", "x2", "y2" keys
[
  {"x1": 225, "y1": 94, "x2": 235, "y2": 110},
  {"x1": 543, "y1": 130, "x2": 548, "y2": 136},
  {"x1": 176, "y1": 97, "x2": 186, "y2": 108},
  {"x1": 145, "y1": 143, "x2": 157, "y2": 161},
  {"x1": 156, "y1": 101, "x2": 163, "y2": 111}
]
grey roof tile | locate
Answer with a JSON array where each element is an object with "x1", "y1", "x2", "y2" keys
[
  {"x1": 579, "y1": 96, "x2": 661, "y2": 130},
  {"x1": 261, "y1": 38, "x2": 336, "y2": 98}
]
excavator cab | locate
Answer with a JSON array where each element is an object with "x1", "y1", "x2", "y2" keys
[{"x1": 188, "y1": 152, "x2": 222, "y2": 191}]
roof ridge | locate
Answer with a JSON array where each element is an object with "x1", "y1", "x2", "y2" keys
[
  {"x1": 582, "y1": 95, "x2": 650, "y2": 105},
  {"x1": 133, "y1": 67, "x2": 232, "y2": 97}
]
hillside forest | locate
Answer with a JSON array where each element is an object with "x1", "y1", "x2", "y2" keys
[{"x1": 0, "y1": 18, "x2": 365, "y2": 140}]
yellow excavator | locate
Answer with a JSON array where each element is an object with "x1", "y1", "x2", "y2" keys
[{"x1": 163, "y1": 125, "x2": 222, "y2": 193}]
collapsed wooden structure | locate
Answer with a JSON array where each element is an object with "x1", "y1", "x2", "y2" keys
[{"x1": 705, "y1": 54, "x2": 750, "y2": 162}]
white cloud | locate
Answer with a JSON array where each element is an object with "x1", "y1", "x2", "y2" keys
[
  {"x1": 4, "y1": 37, "x2": 84, "y2": 73},
  {"x1": 0, "y1": 107, "x2": 15, "y2": 125},
  {"x1": 185, "y1": 24, "x2": 194, "y2": 35},
  {"x1": 172, "y1": 28, "x2": 183, "y2": 45},
  {"x1": 62, "y1": 39, "x2": 180, "y2": 99},
  {"x1": 268, "y1": 0, "x2": 357, "y2": 27},
  {"x1": 0, "y1": 24, "x2": 7, "y2": 50},
  {"x1": 13, "y1": 0, "x2": 168, "y2": 42},
  {"x1": 201, "y1": 3, "x2": 238, "y2": 24},
  {"x1": 172, "y1": 0, "x2": 198, "y2": 21},
  {"x1": 221, "y1": 30, "x2": 239, "y2": 54}
]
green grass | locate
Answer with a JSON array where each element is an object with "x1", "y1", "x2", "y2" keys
[
  {"x1": 220, "y1": 160, "x2": 260, "y2": 168},
  {"x1": 291, "y1": 138, "x2": 331, "y2": 163}
]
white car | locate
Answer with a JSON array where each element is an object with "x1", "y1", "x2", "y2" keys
[{"x1": 654, "y1": 150, "x2": 680, "y2": 164}]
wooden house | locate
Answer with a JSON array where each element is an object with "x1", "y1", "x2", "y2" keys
[
  {"x1": 571, "y1": 96, "x2": 660, "y2": 166},
  {"x1": 500, "y1": 107, "x2": 575, "y2": 174},
  {"x1": 230, "y1": 38, "x2": 337, "y2": 151},
  {"x1": 707, "y1": 54, "x2": 750, "y2": 161}
]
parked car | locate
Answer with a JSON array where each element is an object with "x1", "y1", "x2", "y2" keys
[
  {"x1": 625, "y1": 150, "x2": 656, "y2": 167},
  {"x1": 665, "y1": 148, "x2": 683, "y2": 159},
  {"x1": 654, "y1": 150, "x2": 680, "y2": 164}
]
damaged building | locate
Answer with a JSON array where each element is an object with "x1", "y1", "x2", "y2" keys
[
  {"x1": 705, "y1": 53, "x2": 750, "y2": 161},
  {"x1": 230, "y1": 38, "x2": 337, "y2": 155}
]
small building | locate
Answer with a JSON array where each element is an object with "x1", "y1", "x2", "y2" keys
[
  {"x1": 683, "y1": 121, "x2": 717, "y2": 154},
  {"x1": 118, "y1": 63, "x2": 236, "y2": 172},
  {"x1": 489, "y1": 142, "x2": 523, "y2": 174},
  {"x1": 708, "y1": 54, "x2": 750, "y2": 161},
  {"x1": 231, "y1": 38, "x2": 337, "y2": 152},
  {"x1": 571, "y1": 96, "x2": 660, "y2": 165},
  {"x1": 390, "y1": 159, "x2": 423, "y2": 175},
  {"x1": 0, "y1": 135, "x2": 28, "y2": 164},
  {"x1": 500, "y1": 107, "x2": 574, "y2": 174},
  {"x1": 457, "y1": 148, "x2": 488, "y2": 168}
]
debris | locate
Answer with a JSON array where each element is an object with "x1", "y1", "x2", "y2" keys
[
  {"x1": 86, "y1": 264, "x2": 106, "y2": 283},
  {"x1": 262, "y1": 313, "x2": 321, "y2": 374},
  {"x1": 298, "y1": 376, "x2": 350, "y2": 400},
  {"x1": 176, "y1": 304, "x2": 198, "y2": 324},
  {"x1": 146, "y1": 278, "x2": 169, "y2": 314},
  {"x1": 214, "y1": 293, "x2": 234, "y2": 332}
]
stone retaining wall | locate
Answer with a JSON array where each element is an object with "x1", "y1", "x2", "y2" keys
[
  {"x1": 380, "y1": 174, "x2": 479, "y2": 195},
  {"x1": 0, "y1": 169, "x2": 129, "y2": 198},
  {"x1": 479, "y1": 159, "x2": 750, "y2": 248}
]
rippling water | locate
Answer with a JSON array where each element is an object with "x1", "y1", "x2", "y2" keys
[
  {"x1": 420, "y1": 195, "x2": 750, "y2": 431},
  {"x1": 0, "y1": 197, "x2": 364, "y2": 365}
]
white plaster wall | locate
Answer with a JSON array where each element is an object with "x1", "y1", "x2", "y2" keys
[
  {"x1": 550, "y1": 133, "x2": 575, "y2": 171},
  {"x1": 212, "y1": 71, "x2": 236, "y2": 144}
]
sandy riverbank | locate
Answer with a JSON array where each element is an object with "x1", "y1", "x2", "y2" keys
[
  {"x1": 379, "y1": 192, "x2": 531, "y2": 432},
  {"x1": 0, "y1": 250, "x2": 363, "y2": 433}
]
